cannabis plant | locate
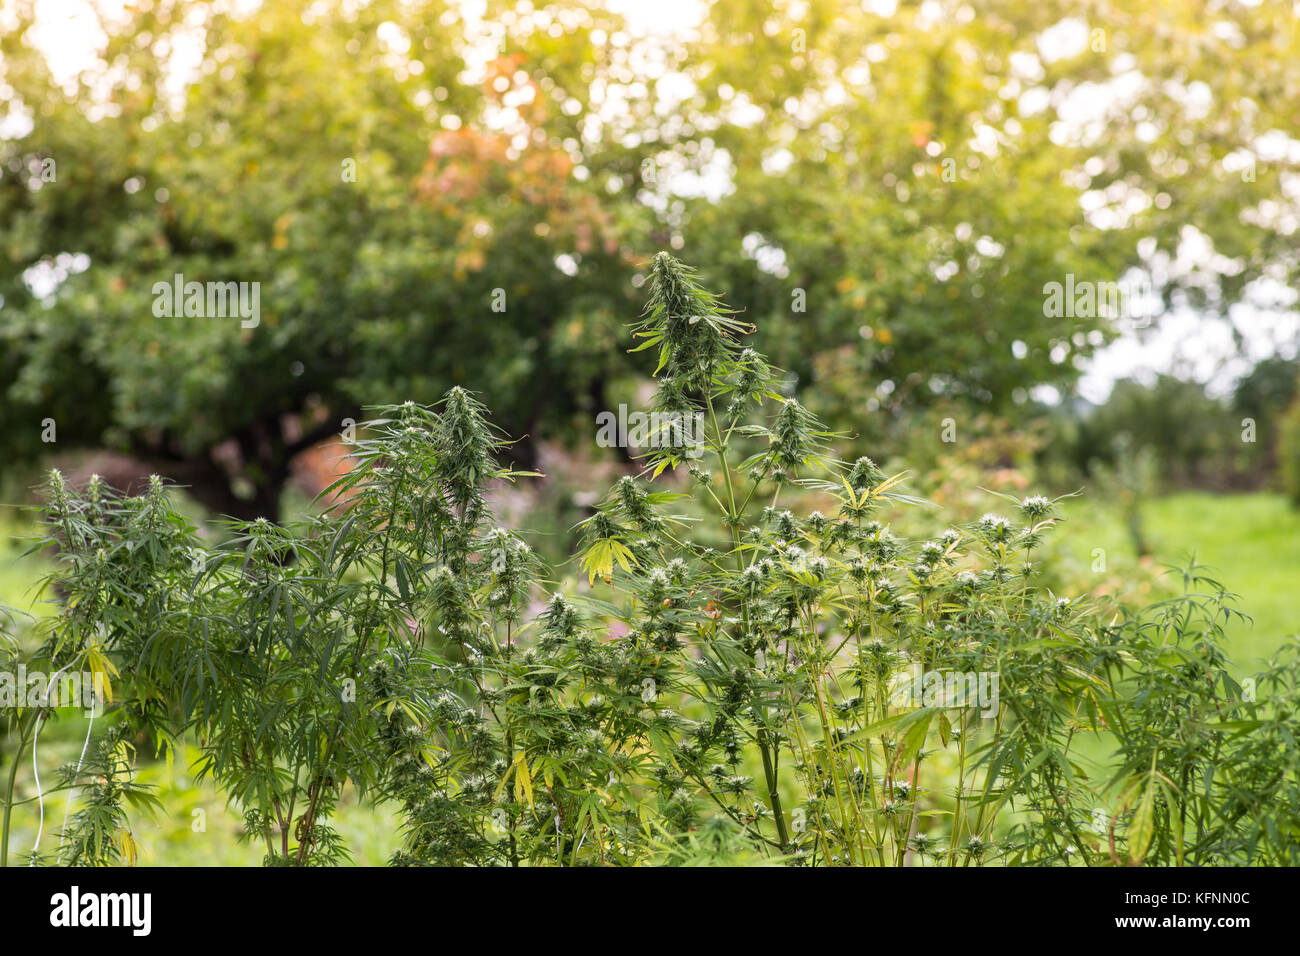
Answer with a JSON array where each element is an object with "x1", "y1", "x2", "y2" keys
[
  {"x1": 2, "y1": 252, "x2": 1296, "y2": 868},
  {"x1": 567, "y1": 253, "x2": 1299, "y2": 866}
]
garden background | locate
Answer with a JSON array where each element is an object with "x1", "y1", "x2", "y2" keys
[{"x1": 2, "y1": 0, "x2": 1299, "y2": 865}]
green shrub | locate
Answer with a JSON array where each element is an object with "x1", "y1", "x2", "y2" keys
[{"x1": 3, "y1": 254, "x2": 1297, "y2": 867}]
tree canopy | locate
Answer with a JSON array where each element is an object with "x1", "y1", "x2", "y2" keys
[{"x1": 2, "y1": 0, "x2": 1296, "y2": 518}]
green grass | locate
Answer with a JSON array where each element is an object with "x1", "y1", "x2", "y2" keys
[
  {"x1": 0, "y1": 506, "x2": 49, "y2": 617},
  {"x1": 1055, "y1": 491, "x2": 1300, "y2": 673}
]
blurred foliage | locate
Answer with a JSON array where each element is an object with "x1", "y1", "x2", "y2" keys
[
  {"x1": 1088, "y1": 434, "x2": 1158, "y2": 556},
  {"x1": 3, "y1": 0, "x2": 1299, "y2": 518},
  {"x1": 665, "y1": 0, "x2": 1300, "y2": 445},
  {"x1": 1, "y1": 0, "x2": 647, "y2": 519},
  {"x1": 1233, "y1": 355, "x2": 1300, "y2": 448},
  {"x1": 1281, "y1": 386, "x2": 1300, "y2": 507},
  {"x1": 1034, "y1": 360, "x2": 1298, "y2": 493},
  {"x1": 1055, "y1": 376, "x2": 1235, "y2": 485}
]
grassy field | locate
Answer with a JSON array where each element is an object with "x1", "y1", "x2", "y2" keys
[
  {"x1": 0, "y1": 507, "x2": 46, "y2": 618},
  {"x1": 1054, "y1": 491, "x2": 1300, "y2": 673}
]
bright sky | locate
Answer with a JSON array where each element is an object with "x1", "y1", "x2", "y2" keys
[{"x1": 8, "y1": 0, "x2": 1298, "y2": 404}]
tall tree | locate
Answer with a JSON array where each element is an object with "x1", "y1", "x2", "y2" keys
[
  {"x1": 1, "y1": 0, "x2": 649, "y2": 518},
  {"x1": 3, "y1": 0, "x2": 1296, "y2": 517}
]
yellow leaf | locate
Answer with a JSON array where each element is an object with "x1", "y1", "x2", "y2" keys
[
  {"x1": 509, "y1": 751, "x2": 535, "y2": 808},
  {"x1": 86, "y1": 645, "x2": 117, "y2": 704},
  {"x1": 580, "y1": 540, "x2": 612, "y2": 584},
  {"x1": 872, "y1": 472, "x2": 909, "y2": 496},
  {"x1": 609, "y1": 539, "x2": 636, "y2": 574},
  {"x1": 581, "y1": 536, "x2": 642, "y2": 585},
  {"x1": 1128, "y1": 773, "x2": 1157, "y2": 866},
  {"x1": 494, "y1": 751, "x2": 534, "y2": 809},
  {"x1": 119, "y1": 830, "x2": 138, "y2": 866}
]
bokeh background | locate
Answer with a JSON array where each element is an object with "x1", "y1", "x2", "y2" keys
[{"x1": 2, "y1": 0, "x2": 1299, "y2": 862}]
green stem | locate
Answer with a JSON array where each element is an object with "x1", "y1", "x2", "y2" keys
[
  {"x1": 504, "y1": 619, "x2": 519, "y2": 868},
  {"x1": 949, "y1": 708, "x2": 967, "y2": 865},
  {"x1": 1, "y1": 710, "x2": 39, "y2": 868},
  {"x1": 705, "y1": 389, "x2": 789, "y2": 848}
]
